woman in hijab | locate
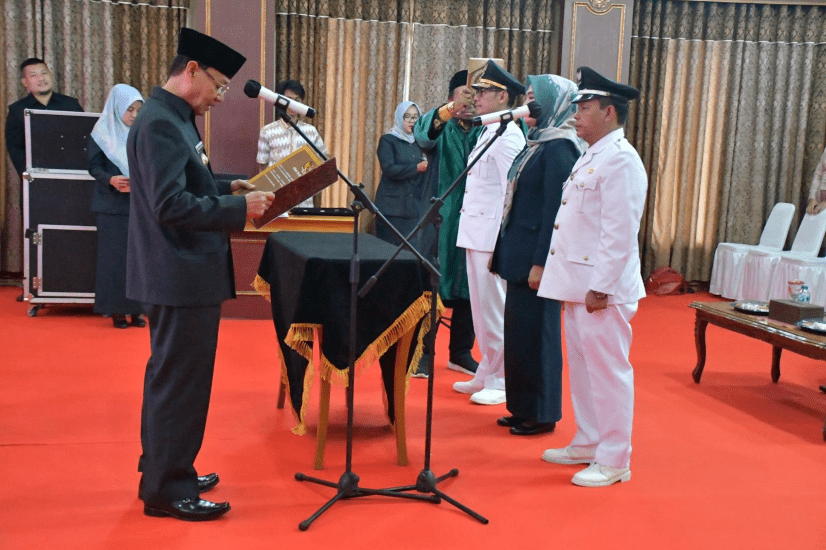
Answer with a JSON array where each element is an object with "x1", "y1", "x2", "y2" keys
[
  {"x1": 88, "y1": 84, "x2": 144, "y2": 328},
  {"x1": 374, "y1": 101, "x2": 428, "y2": 244},
  {"x1": 491, "y1": 75, "x2": 585, "y2": 435}
]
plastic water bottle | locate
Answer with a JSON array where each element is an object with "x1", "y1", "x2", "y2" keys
[{"x1": 798, "y1": 285, "x2": 811, "y2": 303}]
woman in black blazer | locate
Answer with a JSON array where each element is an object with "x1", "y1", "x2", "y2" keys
[
  {"x1": 88, "y1": 84, "x2": 144, "y2": 328},
  {"x1": 374, "y1": 101, "x2": 428, "y2": 245},
  {"x1": 491, "y1": 75, "x2": 584, "y2": 435}
]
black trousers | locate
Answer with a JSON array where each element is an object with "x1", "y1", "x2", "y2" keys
[
  {"x1": 93, "y1": 213, "x2": 142, "y2": 316},
  {"x1": 442, "y1": 298, "x2": 475, "y2": 360},
  {"x1": 138, "y1": 303, "x2": 222, "y2": 505},
  {"x1": 503, "y1": 283, "x2": 563, "y2": 423}
]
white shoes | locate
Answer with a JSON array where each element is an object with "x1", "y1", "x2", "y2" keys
[
  {"x1": 541, "y1": 446, "x2": 596, "y2": 465},
  {"x1": 452, "y1": 379, "x2": 484, "y2": 395},
  {"x1": 571, "y1": 463, "x2": 631, "y2": 487},
  {"x1": 469, "y1": 388, "x2": 506, "y2": 405}
]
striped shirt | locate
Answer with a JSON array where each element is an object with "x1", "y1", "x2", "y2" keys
[{"x1": 256, "y1": 119, "x2": 328, "y2": 208}]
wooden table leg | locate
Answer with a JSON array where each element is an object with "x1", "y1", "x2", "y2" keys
[
  {"x1": 311, "y1": 327, "x2": 329, "y2": 470},
  {"x1": 692, "y1": 315, "x2": 708, "y2": 383},
  {"x1": 393, "y1": 329, "x2": 414, "y2": 467},
  {"x1": 277, "y1": 380, "x2": 286, "y2": 409},
  {"x1": 314, "y1": 380, "x2": 331, "y2": 470},
  {"x1": 770, "y1": 346, "x2": 782, "y2": 383}
]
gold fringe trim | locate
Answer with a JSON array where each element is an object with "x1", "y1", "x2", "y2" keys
[
  {"x1": 251, "y1": 274, "x2": 271, "y2": 301},
  {"x1": 399, "y1": 294, "x2": 444, "y2": 407},
  {"x1": 283, "y1": 292, "x2": 441, "y2": 435}
]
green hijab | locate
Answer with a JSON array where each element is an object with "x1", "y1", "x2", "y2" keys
[{"x1": 502, "y1": 75, "x2": 584, "y2": 227}]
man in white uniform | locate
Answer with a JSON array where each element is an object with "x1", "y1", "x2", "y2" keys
[
  {"x1": 453, "y1": 61, "x2": 527, "y2": 405},
  {"x1": 538, "y1": 67, "x2": 647, "y2": 486}
]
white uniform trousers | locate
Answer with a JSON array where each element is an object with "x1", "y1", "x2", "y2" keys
[
  {"x1": 465, "y1": 249, "x2": 506, "y2": 391},
  {"x1": 564, "y1": 301, "x2": 637, "y2": 468}
]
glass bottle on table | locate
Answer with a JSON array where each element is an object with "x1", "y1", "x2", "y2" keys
[{"x1": 797, "y1": 285, "x2": 811, "y2": 303}]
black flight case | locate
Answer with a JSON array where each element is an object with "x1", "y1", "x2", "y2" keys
[{"x1": 22, "y1": 109, "x2": 100, "y2": 317}]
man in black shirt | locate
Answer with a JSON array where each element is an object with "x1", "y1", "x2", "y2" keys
[
  {"x1": 5, "y1": 58, "x2": 82, "y2": 301},
  {"x1": 5, "y1": 58, "x2": 83, "y2": 177}
]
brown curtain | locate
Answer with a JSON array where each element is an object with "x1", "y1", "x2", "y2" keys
[
  {"x1": 629, "y1": 0, "x2": 826, "y2": 282},
  {"x1": 273, "y1": 0, "x2": 563, "y2": 230},
  {"x1": 0, "y1": 0, "x2": 187, "y2": 275}
]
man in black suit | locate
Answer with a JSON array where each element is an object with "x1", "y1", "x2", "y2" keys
[{"x1": 126, "y1": 28, "x2": 274, "y2": 521}]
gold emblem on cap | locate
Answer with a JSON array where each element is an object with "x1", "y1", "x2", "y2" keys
[{"x1": 476, "y1": 78, "x2": 508, "y2": 91}]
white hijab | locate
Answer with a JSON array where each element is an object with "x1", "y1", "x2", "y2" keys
[
  {"x1": 91, "y1": 84, "x2": 143, "y2": 177},
  {"x1": 389, "y1": 101, "x2": 419, "y2": 144}
]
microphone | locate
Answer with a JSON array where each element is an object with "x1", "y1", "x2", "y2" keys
[
  {"x1": 243, "y1": 80, "x2": 316, "y2": 119},
  {"x1": 471, "y1": 101, "x2": 542, "y2": 127}
]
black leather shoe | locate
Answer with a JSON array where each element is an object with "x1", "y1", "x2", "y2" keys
[
  {"x1": 198, "y1": 472, "x2": 220, "y2": 493},
  {"x1": 497, "y1": 415, "x2": 527, "y2": 427},
  {"x1": 130, "y1": 314, "x2": 146, "y2": 327},
  {"x1": 138, "y1": 473, "x2": 220, "y2": 501},
  {"x1": 144, "y1": 498, "x2": 230, "y2": 521},
  {"x1": 112, "y1": 315, "x2": 128, "y2": 329},
  {"x1": 510, "y1": 421, "x2": 556, "y2": 436}
]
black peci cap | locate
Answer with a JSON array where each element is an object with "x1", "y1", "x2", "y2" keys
[
  {"x1": 572, "y1": 66, "x2": 639, "y2": 104},
  {"x1": 449, "y1": 70, "x2": 468, "y2": 95},
  {"x1": 177, "y1": 27, "x2": 246, "y2": 78},
  {"x1": 470, "y1": 60, "x2": 526, "y2": 97}
]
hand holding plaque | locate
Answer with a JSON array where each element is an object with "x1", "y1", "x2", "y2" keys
[{"x1": 234, "y1": 144, "x2": 338, "y2": 227}]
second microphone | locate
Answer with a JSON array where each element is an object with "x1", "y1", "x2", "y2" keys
[{"x1": 244, "y1": 79, "x2": 317, "y2": 118}]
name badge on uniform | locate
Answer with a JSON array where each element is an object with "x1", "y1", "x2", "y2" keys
[{"x1": 195, "y1": 141, "x2": 209, "y2": 166}]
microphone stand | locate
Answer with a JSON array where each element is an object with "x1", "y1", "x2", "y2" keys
[
  {"x1": 276, "y1": 111, "x2": 440, "y2": 531},
  {"x1": 358, "y1": 119, "x2": 513, "y2": 525}
]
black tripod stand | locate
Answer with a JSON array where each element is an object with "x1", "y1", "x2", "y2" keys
[
  {"x1": 359, "y1": 119, "x2": 514, "y2": 523},
  {"x1": 275, "y1": 112, "x2": 441, "y2": 530}
]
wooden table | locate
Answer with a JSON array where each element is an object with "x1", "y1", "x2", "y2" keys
[
  {"x1": 690, "y1": 300, "x2": 826, "y2": 440},
  {"x1": 256, "y1": 231, "x2": 434, "y2": 468}
]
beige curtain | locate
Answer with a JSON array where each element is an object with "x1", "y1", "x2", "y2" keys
[
  {"x1": 409, "y1": 0, "x2": 561, "y2": 120},
  {"x1": 0, "y1": 0, "x2": 187, "y2": 274},
  {"x1": 273, "y1": 0, "x2": 562, "y2": 230},
  {"x1": 629, "y1": 1, "x2": 826, "y2": 282}
]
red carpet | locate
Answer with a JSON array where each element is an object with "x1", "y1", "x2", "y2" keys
[{"x1": 1, "y1": 286, "x2": 825, "y2": 548}]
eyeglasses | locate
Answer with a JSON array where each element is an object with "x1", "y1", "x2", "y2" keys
[
  {"x1": 200, "y1": 67, "x2": 230, "y2": 96},
  {"x1": 403, "y1": 114, "x2": 419, "y2": 122}
]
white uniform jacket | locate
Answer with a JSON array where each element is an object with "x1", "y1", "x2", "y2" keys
[
  {"x1": 456, "y1": 122, "x2": 526, "y2": 253},
  {"x1": 537, "y1": 128, "x2": 647, "y2": 305}
]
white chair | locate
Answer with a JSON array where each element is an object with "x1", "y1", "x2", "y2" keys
[
  {"x1": 708, "y1": 202, "x2": 795, "y2": 298},
  {"x1": 741, "y1": 211, "x2": 826, "y2": 301},
  {"x1": 769, "y1": 253, "x2": 826, "y2": 306}
]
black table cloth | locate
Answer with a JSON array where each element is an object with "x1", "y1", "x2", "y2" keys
[{"x1": 254, "y1": 231, "x2": 434, "y2": 434}]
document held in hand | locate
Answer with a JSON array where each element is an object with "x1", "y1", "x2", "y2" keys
[{"x1": 235, "y1": 144, "x2": 338, "y2": 228}]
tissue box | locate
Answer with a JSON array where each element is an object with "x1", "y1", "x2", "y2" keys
[{"x1": 768, "y1": 299, "x2": 824, "y2": 324}]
